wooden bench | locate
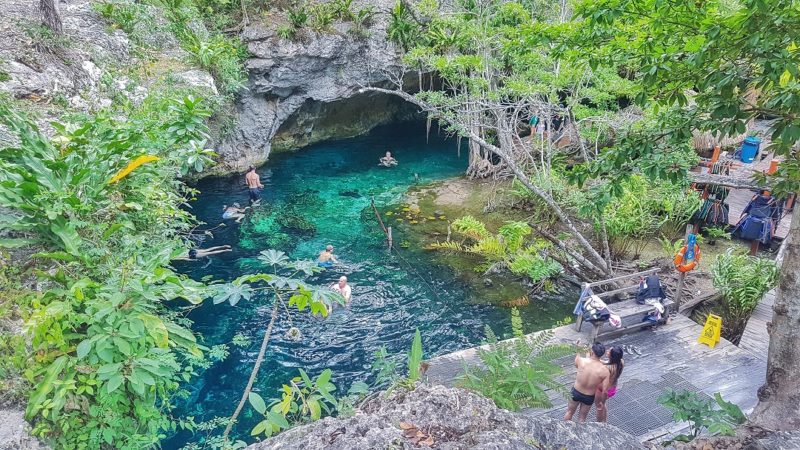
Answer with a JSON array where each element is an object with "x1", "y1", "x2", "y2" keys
[{"x1": 575, "y1": 297, "x2": 675, "y2": 342}]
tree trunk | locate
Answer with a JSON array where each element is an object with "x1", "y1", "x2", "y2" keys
[
  {"x1": 39, "y1": 0, "x2": 63, "y2": 34},
  {"x1": 751, "y1": 206, "x2": 800, "y2": 431},
  {"x1": 360, "y1": 87, "x2": 612, "y2": 277},
  {"x1": 222, "y1": 299, "x2": 280, "y2": 443}
]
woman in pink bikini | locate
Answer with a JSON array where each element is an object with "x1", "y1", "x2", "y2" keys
[{"x1": 595, "y1": 346, "x2": 624, "y2": 422}]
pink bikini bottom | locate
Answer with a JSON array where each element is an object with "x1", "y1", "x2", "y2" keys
[{"x1": 606, "y1": 386, "x2": 617, "y2": 398}]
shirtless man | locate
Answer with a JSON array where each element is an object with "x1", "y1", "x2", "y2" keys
[
  {"x1": 317, "y1": 245, "x2": 338, "y2": 268},
  {"x1": 564, "y1": 341, "x2": 609, "y2": 422},
  {"x1": 245, "y1": 166, "x2": 263, "y2": 205},
  {"x1": 379, "y1": 151, "x2": 398, "y2": 167}
]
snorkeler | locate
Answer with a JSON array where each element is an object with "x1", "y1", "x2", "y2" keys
[
  {"x1": 379, "y1": 151, "x2": 398, "y2": 167},
  {"x1": 317, "y1": 245, "x2": 338, "y2": 268},
  {"x1": 173, "y1": 245, "x2": 232, "y2": 261},
  {"x1": 222, "y1": 203, "x2": 249, "y2": 223}
]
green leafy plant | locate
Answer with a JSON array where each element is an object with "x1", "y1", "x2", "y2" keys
[
  {"x1": 309, "y1": 4, "x2": 335, "y2": 32},
  {"x1": 287, "y1": 3, "x2": 309, "y2": 28},
  {"x1": 277, "y1": 24, "x2": 296, "y2": 40},
  {"x1": 407, "y1": 328, "x2": 423, "y2": 382},
  {"x1": 0, "y1": 92, "x2": 227, "y2": 448},
  {"x1": 248, "y1": 368, "x2": 338, "y2": 438},
  {"x1": 711, "y1": 250, "x2": 778, "y2": 342},
  {"x1": 349, "y1": 6, "x2": 376, "y2": 38},
  {"x1": 705, "y1": 226, "x2": 731, "y2": 244},
  {"x1": 331, "y1": 0, "x2": 355, "y2": 21},
  {"x1": 387, "y1": 1, "x2": 417, "y2": 50},
  {"x1": 658, "y1": 236, "x2": 684, "y2": 259},
  {"x1": 458, "y1": 326, "x2": 574, "y2": 411},
  {"x1": 371, "y1": 345, "x2": 399, "y2": 387},
  {"x1": 94, "y1": 1, "x2": 147, "y2": 34},
  {"x1": 657, "y1": 391, "x2": 746, "y2": 442},
  {"x1": 430, "y1": 217, "x2": 561, "y2": 290},
  {"x1": 180, "y1": 31, "x2": 247, "y2": 95}
]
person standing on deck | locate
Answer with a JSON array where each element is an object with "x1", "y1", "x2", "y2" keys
[
  {"x1": 245, "y1": 166, "x2": 263, "y2": 205},
  {"x1": 595, "y1": 346, "x2": 625, "y2": 423},
  {"x1": 564, "y1": 341, "x2": 609, "y2": 423}
]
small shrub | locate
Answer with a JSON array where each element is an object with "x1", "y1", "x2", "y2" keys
[
  {"x1": 93, "y1": 1, "x2": 146, "y2": 34},
  {"x1": 711, "y1": 250, "x2": 777, "y2": 342},
  {"x1": 349, "y1": 6, "x2": 376, "y2": 38},
  {"x1": 332, "y1": 0, "x2": 355, "y2": 20},
  {"x1": 658, "y1": 390, "x2": 746, "y2": 442},
  {"x1": 277, "y1": 24, "x2": 296, "y2": 40},
  {"x1": 0, "y1": 70, "x2": 11, "y2": 82},
  {"x1": 458, "y1": 323, "x2": 574, "y2": 411},
  {"x1": 309, "y1": 4, "x2": 335, "y2": 32},
  {"x1": 287, "y1": 4, "x2": 309, "y2": 28}
]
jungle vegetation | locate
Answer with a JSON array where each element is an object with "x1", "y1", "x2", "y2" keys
[{"x1": 3, "y1": 0, "x2": 800, "y2": 447}]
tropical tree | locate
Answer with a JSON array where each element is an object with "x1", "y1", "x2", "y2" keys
[
  {"x1": 367, "y1": 0, "x2": 644, "y2": 280},
  {"x1": 39, "y1": 0, "x2": 63, "y2": 34},
  {"x1": 574, "y1": 0, "x2": 800, "y2": 431}
]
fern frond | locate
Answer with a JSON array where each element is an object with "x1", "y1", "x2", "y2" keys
[{"x1": 426, "y1": 240, "x2": 464, "y2": 252}]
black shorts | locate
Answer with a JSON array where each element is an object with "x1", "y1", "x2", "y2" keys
[
  {"x1": 248, "y1": 188, "x2": 261, "y2": 201},
  {"x1": 571, "y1": 387, "x2": 595, "y2": 406}
]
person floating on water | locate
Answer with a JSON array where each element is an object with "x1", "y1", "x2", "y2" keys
[
  {"x1": 245, "y1": 166, "x2": 264, "y2": 205},
  {"x1": 173, "y1": 245, "x2": 232, "y2": 261},
  {"x1": 379, "y1": 151, "x2": 398, "y2": 167},
  {"x1": 329, "y1": 276, "x2": 352, "y2": 311},
  {"x1": 317, "y1": 245, "x2": 338, "y2": 268},
  {"x1": 222, "y1": 203, "x2": 249, "y2": 223}
]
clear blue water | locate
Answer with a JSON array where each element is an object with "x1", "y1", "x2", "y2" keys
[{"x1": 166, "y1": 123, "x2": 572, "y2": 447}]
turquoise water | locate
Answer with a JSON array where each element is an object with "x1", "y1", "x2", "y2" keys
[{"x1": 168, "y1": 123, "x2": 572, "y2": 447}]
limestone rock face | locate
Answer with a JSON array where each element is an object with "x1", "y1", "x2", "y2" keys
[
  {"x1": 216, "y1": 1, "x2": 419, "y2": 173},
  {"x1": 0, "y1": 409, "x2": 46, "y2": 450},
  {"x1": 246, "y1": 384, "x2": 644, "y2": 450},
  {"x1": 0, "y1": 0, "x2": 214, "y2": 138}
]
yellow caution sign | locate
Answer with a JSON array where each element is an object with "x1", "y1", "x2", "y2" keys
[{"x1": 698, "y1": 314, "x2": 722, "y2": 348}]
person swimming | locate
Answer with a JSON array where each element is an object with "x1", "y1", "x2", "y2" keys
[
  {"x1": 173, "y1": 245, "x2": 232, "y2": 261},
  {"x1": 328, "y1": 276, "x2": 352, "y2": 312},
  {"x1": 317, "y1": 245, "x2": 338, "y2": 268},
  {"x1": 379, "y1": 151, "x2": 398, "y2": 167},
  {"x1": 222, "y1": 203, "x2": 249, "y2": 223}
]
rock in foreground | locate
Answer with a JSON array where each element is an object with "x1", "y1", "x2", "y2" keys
[{"x1": 247, "y1": 384, "x2": 643, "y2": 450}]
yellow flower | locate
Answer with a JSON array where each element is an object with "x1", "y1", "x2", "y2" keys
[{"x1": 108, "y1": 155, "x2": 160, "y2": 184}]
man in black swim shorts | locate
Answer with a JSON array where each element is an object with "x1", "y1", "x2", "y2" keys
[{"x1": 564, "y1": 341, "x2": 609, "y2": 422}]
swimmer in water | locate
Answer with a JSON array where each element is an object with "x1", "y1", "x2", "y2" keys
[
  {"x1": 222, "y1": 203, "x2": 249, "y2": 223},
  {"x1": 379, "y1": 151, "x2": 398, "y2": 167},
  {"x1": 328, "y1": 276, "x2": 351, "y2": 312},
  {"x1": 317, "y1": 245, "x2": 338, "y2": 268},
  {"x1": 173, "y1": 245, "x2": 232, "y2": 261}
]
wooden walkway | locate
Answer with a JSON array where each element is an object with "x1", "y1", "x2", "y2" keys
[
  {"x1": 425, "y1": 314, "x2": 766, "y2": 442},
  {"x1": 738, "y1": 289, "x2": 774, "y2": 361}
]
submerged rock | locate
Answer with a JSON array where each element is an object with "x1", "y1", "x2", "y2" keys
[{"x1": 247, "y1": 384, "x2": 643, "y2": 450}]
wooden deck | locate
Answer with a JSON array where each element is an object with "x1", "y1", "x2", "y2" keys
[
  {"x1": 425, "y1": 313, "x2": 766, "y2": 442},
  {"x1": 738, "y1": 289, "x2": 774, "y2": 361}
]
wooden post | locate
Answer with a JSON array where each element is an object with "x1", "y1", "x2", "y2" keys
[
  {"x1": 750, "y1": 239, "x2": 760, "y2": 256},
  {"x1": 674, "y1": 224, "x2": 694, "y2": 308},
  {"x1": 387, "y1": 226, "x2": 393, "y2": 249},
  {"x1": 710, "y1": 145, "x2": 721, "y2": 165}
]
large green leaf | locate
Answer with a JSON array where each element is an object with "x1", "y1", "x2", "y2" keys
[{"x1": 249, "y1": 392, "x2": 267, "y2": 414}]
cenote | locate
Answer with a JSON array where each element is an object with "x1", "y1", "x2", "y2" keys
[{"x1": 167, "y1": 122, "x2": 573, "y2": 447}]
